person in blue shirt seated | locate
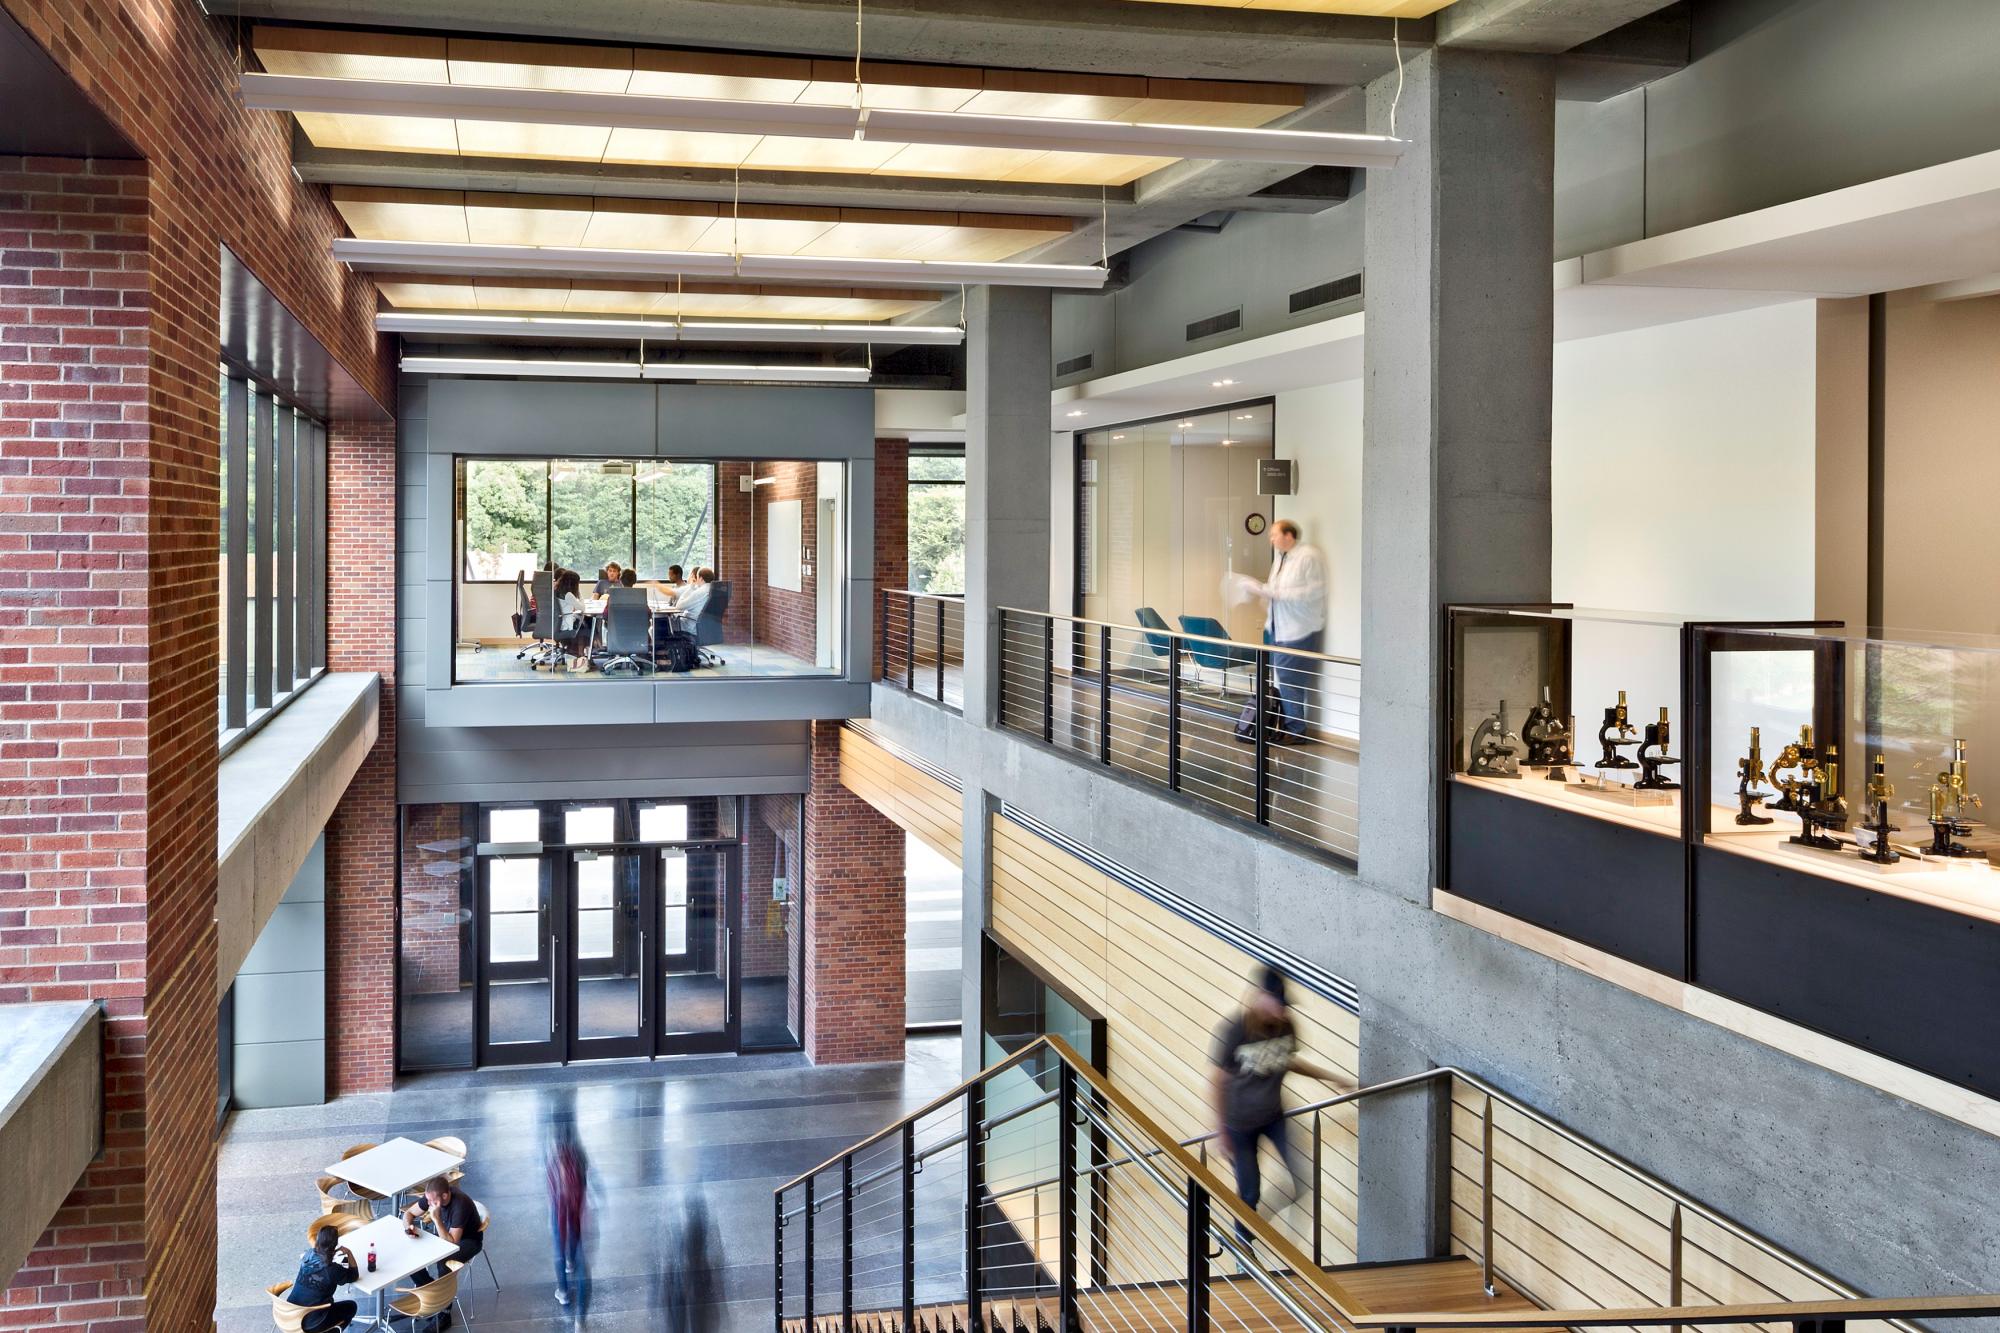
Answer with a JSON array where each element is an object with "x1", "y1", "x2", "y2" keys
[
  {"x1": 593, "y1": 562, "x2": 624, "y2": 595},
  {"x1": 286, "y1": 1225, "x2": 360, "y2": 1331},
  {"x1": 673, "y1": 567, "x2": 715, "y2": 623}
]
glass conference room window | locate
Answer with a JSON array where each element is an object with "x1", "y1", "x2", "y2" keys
[
  {"x1": 218, "y1": 364, "x2": 328, "y2": 745},
  {"x1": 459, "y1": 458, "x2": 718, "y2": 583}
]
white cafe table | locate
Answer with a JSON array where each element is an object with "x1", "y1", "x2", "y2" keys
[
  {"x1": 336, "y1": 1213, "x2": 459, "y2": 1330},
  {"x1": 324, "y1": 1137, "x2": 465, "y2": 1212}
]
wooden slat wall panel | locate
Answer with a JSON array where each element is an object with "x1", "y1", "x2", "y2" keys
[
  {"x1": 987, "y1": 812, "x2": 1362, "y2": 1274},
  {"x1": 839, "y1": 727, "x2": 964, "y2": 866},
  {"x1": 1445, "y1": 1082, "x2": 1892, "y2": 1333}
]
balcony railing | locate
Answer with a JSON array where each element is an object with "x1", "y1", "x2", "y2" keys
[
  {"x1": 882, "y1": 590, "x2": 965, "y2": 711},
  {"x1": 996, "y1": 609, "x2": 1360, "y2": 861}
]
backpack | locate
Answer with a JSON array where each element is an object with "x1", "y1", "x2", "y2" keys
[
  {"x1": 1234, "y1": 671, "x2": 1288, "y2": 743},
  {"x1": 657, "y1": 631, "x2": 701, "y2": 674}
]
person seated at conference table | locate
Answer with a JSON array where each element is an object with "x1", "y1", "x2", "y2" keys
[
  {"x1": 618, "y1": 567, "x2": 639, "y2": 589},
  {"x1": 555, "y1": 569, "x2": 594, "y2": 671},
  {"x1": 593, "y1": 562, "x2": 626, "y2": 595},
  {"x1": 286, "y1": 1225, "x2": 360, "y2": 1331},
  {"x1": 657, "y1": 565, "x2": 686, "y2": 603},
  {"x1": 673, "y1": 567, "x2": 716, "y2": 622}
]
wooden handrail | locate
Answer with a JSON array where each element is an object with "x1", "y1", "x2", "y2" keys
[{"x1": 1353, "y1": 1293, "x2": 2000, "y2": 1329}]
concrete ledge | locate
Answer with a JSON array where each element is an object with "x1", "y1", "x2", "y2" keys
[
  {"x1": 217, "y1": 673, "x2": 380, "y2": 995},
  {"x1": 0, "y1": 1001, "x2": 102, "y2": 1287},
  {"x1": 423, "y1": 677, "x2": 870, "y2": 727}
]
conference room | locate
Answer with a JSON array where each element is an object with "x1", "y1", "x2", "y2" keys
[{"x1": 452, "y1": 455, "x2": 849, "y2": 684}]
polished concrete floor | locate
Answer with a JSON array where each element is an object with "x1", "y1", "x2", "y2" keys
[{"x1": 216, "y1": 1035, "x2": 963, "y2": 1332}]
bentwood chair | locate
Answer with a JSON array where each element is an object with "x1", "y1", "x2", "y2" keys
[
  {"x1": 423, "y1": 1136, "x2": 467, "y2": 1186},
  {"x1": 316, "y1": 1174, "x2": 373, "y2": 1223},
  {"x1": 388, "y1": 1260, "x2": 466, "y2": 1333},
  {"x1": 267, "y1": 1280, "x2": 333, "y2": 1333},
  {"x1": 340, "y1": 1144, "x2": 391, "y2": 1209},
  {"x1": 304, "y1": 1212, "x2": 367, "y2": 1245}
]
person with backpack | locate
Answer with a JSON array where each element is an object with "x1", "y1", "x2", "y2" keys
[{"x1": 547, "y1": 1123, "x2": 591, "y2": 1320}]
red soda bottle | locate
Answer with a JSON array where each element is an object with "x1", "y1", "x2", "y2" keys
[{"x1": 367, "y1": 1243, "x2": 377, "y2": 1273}]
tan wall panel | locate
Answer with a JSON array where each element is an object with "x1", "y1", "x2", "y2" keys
[{"x1": 839, "y1": 727, "x2": 964, "y2": 866}]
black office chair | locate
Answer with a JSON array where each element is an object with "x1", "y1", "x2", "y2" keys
[
  {"x1": 526, "y1": 569, "x2": 563, "y2": 670},
  {"x1": 512, "y1": 571, "x2": 539, "y2": 659},
  {"x1": 594, "y1": 587, "x2": 655, "y2": 675},
  {"x1": 692, "y1": 581, "x2": 732, "y2": 667}
]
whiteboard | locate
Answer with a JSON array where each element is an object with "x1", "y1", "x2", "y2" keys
[{"x1": 766, "y1": 498, "x2": 803, "y2": 591}]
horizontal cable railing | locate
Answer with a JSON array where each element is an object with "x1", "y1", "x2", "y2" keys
[
  {"x1": 882, "y1": 589, "x2": 965, "y2": 712},
  {"x1": 995, "y1": 608, "x2": 1360, "y2": 861}
]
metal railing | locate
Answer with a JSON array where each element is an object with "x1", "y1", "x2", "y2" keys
[
  {"x1": 882, "y1": 590, "x2": 965, "y2": 712},
  {"x1": 776, "y1": 1041, "x2": 2000, "y2": 1333},
  {"x1": 995, "y1": 609, "x2": 1360, "y2": 860}
]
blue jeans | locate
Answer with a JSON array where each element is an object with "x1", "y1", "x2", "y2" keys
[
  {"x1": 1265, "y1": 630, "x2": 1322, "y2": 738},
  {"x1": 1225, "y1": 1120, "x2": 1295, "y2": 1242},
  {"x1": 552, "y1": 1217, "x2": 589, "y2": 1319}
]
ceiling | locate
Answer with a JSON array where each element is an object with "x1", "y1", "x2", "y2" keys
[{"x1": 1122, "y1": 1, "x2": 1453, "y2": 14}]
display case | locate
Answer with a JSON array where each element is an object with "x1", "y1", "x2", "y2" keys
[
  {"x1": 1689, "y1": 624, "x2": 2000, "y2": 1098},
  {"x1": 1443, "y1": 605, "x2": 1692, "y2": 974}
]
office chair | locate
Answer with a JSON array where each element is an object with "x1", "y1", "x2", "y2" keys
[
  {"x1": 526, "y1": 570, "x2": 564, "y2": 670},
  {"x1": 594, "y1": 587, "x2": 655, "y2": 675},
  {"x1": 512, "y1": 571, "x2": 542, "y2": 660},
  {"x1": 692, "y1": 580, "x2": 732, "y2": 667},
  {"x1": 1177, "y1": 615, "x2": 1256, "y2": 695},
  {"x1": 1133, "y1": 607, "x2": 1178, "y2": 678}
]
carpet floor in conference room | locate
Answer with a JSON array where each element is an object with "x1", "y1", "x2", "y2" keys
[
  {"x1": 401, "y1": 976, "x2": 796, "y2": 1068},
  {"x1": 215, "y1": 1034, "x2": 964, "y2": 1332}
]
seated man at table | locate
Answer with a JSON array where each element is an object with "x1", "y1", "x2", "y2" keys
[
  {"x1": 593, "y1": 562, "x2": 624, "y2": 595},
  {"x1": 405, "y1": 1175, "x2": 483, "y2": 1303},
  {"x1": 618, "y1": 567, "x2": 639, "y2": 589},
  {"x1": 674, "y1": 567, "x2": 715, "y2": 623},
  {"x1": 287, "y1": 1225, "x2": 360, "y2": 1331}
]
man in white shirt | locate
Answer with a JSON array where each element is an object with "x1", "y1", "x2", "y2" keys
[{"x1": 1246, "y1": 519, "x2": 1327, "y2": 740}]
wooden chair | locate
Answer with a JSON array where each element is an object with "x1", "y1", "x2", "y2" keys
[
  {"x1": 304, "y1": 1212, "x2": 366, "y2": 1245},
  {"x1": 316, "y1": 1174, "x2": 373, "y2": 1222},
  {"x1": 388, "y1": 1260, "x2": 465, "y2": 1333},
  {"x1": 424, "y1": 1136, "x2": 467, "y2": 1185},
  {"x1": 340, "y1": 1144, "x2": 390, "y2": 1207},
  {"x1": 267, "y1": 1279, "x2": 329, "y2": 1333}
]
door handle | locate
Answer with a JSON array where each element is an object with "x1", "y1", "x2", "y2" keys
[
  {"x1": 548, "y1": 934, "x2": 558, "y2": 1036},
  {"x1": 639, "y1": 930, "x2": 647, "y2": 1024},
  {"x1": 722, "y1": 926, "x2": 732, "y2": 1023}
]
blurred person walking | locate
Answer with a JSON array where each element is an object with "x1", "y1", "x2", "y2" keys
[
  {"x1": 548, "y1": 1123, "x2": 592, "y2": 1321},
  {"x1": 660, "y1": 1195, "x2": 720, "y2": 1333}
]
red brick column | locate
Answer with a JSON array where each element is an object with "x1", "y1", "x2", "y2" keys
[
  {"x1": 325, "y1": 421, "x2": 398, "y2": 1094},
  {"x1": 873, "y1": 438, "x2": 910, "y2": 680},
  {"x1": 803, "y1": 722, "x2": 906, "y2": 1063}
]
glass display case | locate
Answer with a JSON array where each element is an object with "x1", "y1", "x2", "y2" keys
[{"x1": 1443, "y1": 605, "x2": 1692, "y2": 974}]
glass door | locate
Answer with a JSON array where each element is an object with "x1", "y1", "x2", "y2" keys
[
  {"x1": 567, "y1": 850, "x2": 647, "y2": 1060},
  {"x1": 477, "y1": 852, "x2": 561, "y2": 1065},
  {"x1": 654, "y1": 846, "x2": 738, "y2": 1054}
]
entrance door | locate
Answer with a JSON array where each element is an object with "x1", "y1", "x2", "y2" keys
[
  {"x1": 478, "y1": 852, "x2": 562, "y2": 1065},
  {"x1": 567, "y1": 850, "x2": 648, "y2": 1060},
  {"x1": 654, "y1": 847, "x2": 738, "y2": 1054}
]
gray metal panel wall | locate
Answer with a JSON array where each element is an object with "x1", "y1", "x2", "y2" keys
[{"x1": 231, "y1": 836, "x2": 326, "y2": 1109}]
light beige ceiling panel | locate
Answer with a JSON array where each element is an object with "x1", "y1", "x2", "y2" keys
[
  {"x1": 376, "y1": 280, "x2": 485, "y2": 311},
  {"x1": 687, "y1": 211, "x2": 842, "y2": 255},
  {"x1": 627, "y1": 48, "x2": 815, "y2": 103},
  {"x1": 876, "y1": 143, "x2": 1058, "y2": 181},
  {"x1": 252, "y1": 25, "x2": 448, "y2": 81},
  {"x1": 741, "y1": 134, "x2": 908, "y2": 174},
  {"x1": 577, "y1": 198, "x2": 724, "y2": 252},
  {"x1": 331, "y1": 186, "x2": 470, "y2": 243},
  {"x1": 1119, "y1": 0, "x2": 1454, "y2": 13},
  {"x1": 799, "y1": 59, "x2": 983, "y2": 111},
  {"x1": 294, "y1": 111, "x2": 461, "y2": 155},
  {"x1": 474, "y1": 279, "x2": 579, "y2": 310},
  {"x1": 601, "y1": 128, "x2": 755, "y2": 170},
  {"x1": 445, "y1": 37, "x2": 634, "y2": 92},
  {"x1": 463, "y1": 192, "x2": 596, "y2": 247},
  {"x1": 563, "y1": 283, "x2": 673, "y2": 315},
  {"x1": 452, "y1": 119, "x2": 614, "y2": 162},
  {"x1": 1001, "y1": 151, "x2": 1175, "y2": 186}
]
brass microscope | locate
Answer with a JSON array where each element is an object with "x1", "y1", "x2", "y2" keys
[
  {"x1": 1858, "y1": 753, "x2": 1901, "y2": 865},
  {"x1": 1733, "y1": 726, "x2": 1775, "y2": 825},
  {"x1": 1633, "y1": 707, "x2": 1680, "y2": 791},
  {"x1": 1595, "y1": 690, "x2": 1642, "y2": 771},
  {"x1": 1520, "y1": 687, "x2": 1574, "y2": 781},
  {"x1": 1770, "y1": 725, "x2": 1847, "y2": 850},
  {"x1": 1926, "y1": 738, "x2": 1982, "y2": 858}
]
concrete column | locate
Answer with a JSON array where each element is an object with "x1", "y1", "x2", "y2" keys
[
  {"x1": 963, "y1": 285, "x2": 1053, "y2": 729},
  {"x1": 958, "y1": 785, "x2": 994, "y2": 1077},
  {"x1": 1354, "y1": 1002, "x2": 1450, "y2": 1261},
  {"x1": 1359, "y1": 48, "x2": 1556, "y2": 902}
]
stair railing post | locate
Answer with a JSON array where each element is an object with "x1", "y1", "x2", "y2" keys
[
  {"x1": 1253, "y1": 651, "x2": 1272, "y2": 825},
  {"x1": 842, "y1": 1155, "x2": 855, "y2": 1333},
  {"x1": 1097, "y1": 624, "x2": 1112, "y2": 764},
  {"x1": 1057, "y1": 1061, "x2": 1078, "y2": 1333},
  {"x1": 1669, "y1": 1203, "x2": 1684, "y2": 1333},
  {"x1": 1186, "y1": 1179, "x2": 1212, "y2": 1333},
  {"x1": 804, "y1": 1172, "x2": 818, "y2": 1328},
  {"x1": 1480, "y1": 1095, "x2": 1496, "y2": 1297},
  {"x1": 902, "y1": 1122, "x2": 917, "y2": 1333},
  {"x1": 775, "y1": 1190, "x2": 787, "y2": 1333},
  {"x1": 966, "y1": 1082, "x2": 986, "y2": 1328},
  {"x1": 1311, "y1": 1110, "x2": 1324, "y2": 1268},
  {"x1": 1043, "y1": 615, "x2": 1057, "y2": 742},
  {"x1": 906, "y1": 593, "x2": 918, "y2": 691},
  {"x1": 1167, "y1": 640, "x2": 1181, "y2": 791},
  {"x1": 996, "y1": 609, "x2": 1008, "y2": 728},
  {"x1": 879, "y1": 590, "x2": 888, "y2": 683},
  {"x1": 937, "y1": 597, "x2": 948, "y2": 701}
]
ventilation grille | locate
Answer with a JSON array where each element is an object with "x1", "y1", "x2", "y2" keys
[
  {"x1": 1289, "y1": 273, "x2": 1362, "y2": 314},
  {"x1": 1185, "y1": 308, "x2": 1242, "y2": 342},
  {"x1": 1055, "y1": 352, "x2": 1094, "y2": 377}
]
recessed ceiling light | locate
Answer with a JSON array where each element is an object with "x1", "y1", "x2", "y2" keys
[
  {"x1": 1222, "y1": 438, "x2": 1234, "y2": 445},
  {"x1": 1066, "y1": 410, "x2": 1085, "y2": 418},
  {"x1": 1112, "y1": 434, "x2": 1125, "y2": 440},
  {"x1": 1237, "y1": 413, "x2": 1254, "y2": 419},
  {"x1": 1212, "y1": 378, "x2": 1235, "y2": 387}
]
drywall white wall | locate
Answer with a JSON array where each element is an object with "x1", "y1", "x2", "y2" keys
[
  {"x1": 1274, "y1": 380, "x2": 1364, "y2": 661},
  {"x1": 1552, "y1": 299, "x2": 1818, "y2": 768}
]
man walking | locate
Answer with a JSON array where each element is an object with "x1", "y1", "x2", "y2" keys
[
  {"x1": 1243, "y1": 519, "x2": 1327, "y2": 740},
  {"x1": 548, "y1": 1124, "x2": 591, "y2": 1320}
]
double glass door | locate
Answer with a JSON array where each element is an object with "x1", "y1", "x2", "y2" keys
[{"x1": 478, "y1": 844, "x2": 740, "y2": 1064}]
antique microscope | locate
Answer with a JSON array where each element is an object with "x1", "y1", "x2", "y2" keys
[
  {"x1": 1633, "y1": 707, "x2": 1681, "y2": 791},
  {"x1": 1787, "y1": 744, "x2": 1848, "y2": 852},
  {"x1": 1520, "y1": 687, "x2": 1574, "y2": 781},
  {"x1": 1596, "y1": 690, "x2": 1642, "y2": 771},
  {"x1": 1734, "y1": 726, "x2": 1776, "y2": 825},
  {"x1": 1926, "y1": 738, "x2": 1982, "y2": 857},
  {"x1": 1467, "y1": 700, "x2": 1523, "y2": 779},
  {"x1": 1766, "y1": 725, "x2": 1819, "y2": 814},
  {"x1": 1858, "y1": 753, "x2": 1902, "y2": 865}
]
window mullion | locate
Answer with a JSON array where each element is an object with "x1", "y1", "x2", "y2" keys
[
  {"x1": 275, "y1": 406, "x2": 295, "y2": 692},
  {"x1": 252, "y1": 391, "x2": 275, "y2": 711},
  {"x1": 225, "y1": 375, "x2": 249, "y2": 730}
]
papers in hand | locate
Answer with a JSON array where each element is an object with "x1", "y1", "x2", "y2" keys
[{"x1": 1221, "y1": 571, "x2": 1263, "y2": 610}]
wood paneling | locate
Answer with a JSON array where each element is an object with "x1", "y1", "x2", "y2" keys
[
  {"x1": 839, "y1": 726, "x2": 963, "y2": 866},
  {"x1": 988, "y1": 813, "x2": 1361, "y2": 1270}
]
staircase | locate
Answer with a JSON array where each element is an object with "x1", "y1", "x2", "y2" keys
[{"x1": 774, "y1": 1035, "x2": 2000, "y2": 1333}]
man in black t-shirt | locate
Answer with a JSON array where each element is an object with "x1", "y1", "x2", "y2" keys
[
  {"x1": 405, "y1": 1175, "x2": 483, "y2": 1321},
  {"x1": 1210, "y1": 966, "x2": 1352, "y2": 1241}
]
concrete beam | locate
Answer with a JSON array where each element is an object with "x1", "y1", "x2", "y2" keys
[
  {"x1": 232, "y1": 0, "x2": 1418, "y2": 84},
  {"x1": 1438, "y1": 0, "x2": 1682, "y2": 54},
  {"x1": 0, "y1": 1002, "x2": 101, "y2": 1288}
]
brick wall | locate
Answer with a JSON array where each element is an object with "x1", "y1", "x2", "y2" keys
[
  {"x1": 751, "y1": 460, "x2": 819, "y2": 664},
  {"x1": 712, "y1": 460, "x2": 753, "y2": 642},
  {"x1": 803, "y1": 721, "x2": 905, "y2": 1064},
  {"x1": 743, "y1": 795, "x2": 803, "y2": 1039},
  {"x1": 398, "y1": 804, "x2": 465, "y2": 997},
  {"x1": 874, "y1": 439, "x2": 909, "y2": 679},
  {"x1": 325, "y1": 420, "x2": 397, "y2": 1094}
]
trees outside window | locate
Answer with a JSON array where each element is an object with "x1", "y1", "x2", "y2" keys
[
  {"x1": 462, "y1": 459, "x2": 546, "y2": 580},
  {"x1": 908, "y1": 451, "x2": 965, "y2": 594},
  {"x1": 460, "y1": 458, "x2": 719, "y2": 581}
]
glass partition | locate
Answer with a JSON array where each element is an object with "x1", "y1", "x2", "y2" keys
[{"x1": 452, "y1": 455, "x2": 844, "y2": 683}]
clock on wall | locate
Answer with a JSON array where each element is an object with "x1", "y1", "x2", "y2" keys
[{"x1": 1245, "y1": 513, "x2": 1268, "y2": 536}]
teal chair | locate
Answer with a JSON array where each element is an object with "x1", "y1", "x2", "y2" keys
[
  {"x1": 1177, "y1": 615, "x2": 1256, "y2": 694},
  {"x1": 1133, "y1": 607, "x2": 1177, "y2": 676}
]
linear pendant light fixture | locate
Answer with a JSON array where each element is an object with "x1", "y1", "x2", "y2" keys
[
  {"x1": 375, "y1": 311, "x2": 965, "y2": 345},
  {"x1": 237, "y1": 72, "x2": 1406, "y2": 171},
  {"x1": 399, "y1": 356, "x2": 874, "y2": 383},
  {"x1": 333, "y1": 237, "x2": 1106, "y2": 289}
]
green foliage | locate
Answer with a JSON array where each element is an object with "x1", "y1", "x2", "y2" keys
[
  {"x1": 909, "y1": 482, "x2": 965, "y2": 594},
  {"x1": 462, "y1": 459, "x2": 716, "y2": 580},
  {"x1": 463, "y1": 460, "x2": 547, "y2": 579}
]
